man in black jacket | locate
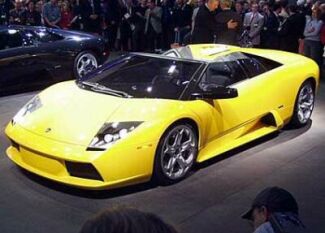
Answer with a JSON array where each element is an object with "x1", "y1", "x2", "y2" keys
[
  {"x1": 261, "y1": 3, "x2": 280, "y2": 49},
  {"x1": 215, "y1": 0, "x2": 242, "y2": 45},
  {"x1": 79, "y1": 0, "x2": 101, "y2": 34},
  {"x1": 278, "y1": 5, "x2": 305, "y2": 53},
  {"x1": 172, "y1": 0, "x2": 193, "y2": 44},
  {"x1": 106, "y1": 0, "x2": 121, "y2": 50},
  {"x1": 192, "y1": 0, "x2": 238, "y2": 44}
]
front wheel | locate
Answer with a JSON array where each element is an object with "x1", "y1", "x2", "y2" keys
[
  {"x1": 73, "y1": 51, "x2": 98, "y2": 79},
  {"x1": 289, "y1": 80, "x2": 315, "y2": 127},
  {"x1": 153, "y1": 123, "x2": 198, "y2": 185}
]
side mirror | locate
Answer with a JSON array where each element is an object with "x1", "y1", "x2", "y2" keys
[{"x1": 191, "y1": 85, "x2": 238, "y2": 99}]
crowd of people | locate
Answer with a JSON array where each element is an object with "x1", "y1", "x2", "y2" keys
[
  {"x1": 79, "y1": 187, "x2": 306, "y2": 233},
  {"x1": 1, "y1": 0, "x2": 325, "y2": 65}
]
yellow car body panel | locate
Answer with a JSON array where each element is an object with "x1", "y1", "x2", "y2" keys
[{"x1": 5, "y1": 44, "x2": 320, "y2": 189}]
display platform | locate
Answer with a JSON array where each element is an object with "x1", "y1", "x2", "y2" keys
[{"x1": 1, "y1": 83, "x2": 325, "y2": 233}]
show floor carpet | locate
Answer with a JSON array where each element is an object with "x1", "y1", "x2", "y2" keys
[{"x1": 0, "y1": 82, "x2": 325, "y2": 233}]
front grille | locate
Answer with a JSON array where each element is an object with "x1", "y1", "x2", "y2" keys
[
  {"x1": 10, "y1": 139, "x2": 20, "y2": 151},
  {"x1": 65, "y1": 161, "x2": 103, "y2": 181}
]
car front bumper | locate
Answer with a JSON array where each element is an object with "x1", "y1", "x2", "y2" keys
[{"x1": 5, "y1": 124, "x2": 158, "y2": 190}]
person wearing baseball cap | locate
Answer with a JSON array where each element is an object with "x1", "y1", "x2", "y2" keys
[{"x1": 242, "y1": 186, "x2": 306, "y2": 233}]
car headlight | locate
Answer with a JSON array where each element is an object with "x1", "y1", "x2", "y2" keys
[
  {"x1": 87, "y1": 122, "x2": 143, "y2": 150},
  {"x1": 12, "y1": 95, "x2": 42, "y2": 125}
]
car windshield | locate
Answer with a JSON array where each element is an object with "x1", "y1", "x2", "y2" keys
[
  {"x1": 79, "y1": 54, "x2": 202, "y2": 99},
  {"x1": 24, "y1": 28, "x2": 63, "y2": 44}
]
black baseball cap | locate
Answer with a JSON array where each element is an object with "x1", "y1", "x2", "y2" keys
[{"x1": 242, "y1": 187, "x2": 299, "y2": 220}]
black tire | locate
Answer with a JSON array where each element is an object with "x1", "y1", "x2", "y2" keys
[
  {"x1": 73, "y1": 51, "x2": 98, "y2": 79},
  {"x1": 152, "y1": 123, "x2": 198, "y2": 186},
  {"x1": 289, "y1": 80, "x2": 315, "y2": 128}
]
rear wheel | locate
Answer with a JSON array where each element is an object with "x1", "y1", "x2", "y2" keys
[
  {"x1": 289, "y1": 80, "x2": 315, "y2": 127},
  {"x1": 153, "y1": 123, "x2": 198, "y2": 185},
  {"x1": 73, "y1": 51, "x2": 98, "y2": 79}
]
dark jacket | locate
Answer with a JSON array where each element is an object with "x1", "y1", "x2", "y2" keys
[
  {"x1": 132, "y1": 5, "x2": 147, "y2": 27},
  {"x1": 79, "y1": 0, "x2": 101, "y2": 32},
  {"x1": 9, "y1": 9, "x2": 26, "y2": 25},
  {"x1": 215, "y1": 9, "x2": 242, "y2": 45},
  {"x1": 106, "y1": 0, "x2": 121, "y2": 25},
  {"x1": 261, "y1": 11, "x2": 280, "y2": 49},
  {"x1": 192, "y1": 5, "x2": 217, "y2": 43},
  {"x1": 172, "y1": 4, "x2": 193, "y2": 28},
  {"x1": 25, "y1": 10, "x2": 42, "y2": 26},
  {"x1": 278, "y1": 13, "x2": 306, "y2": 53}
]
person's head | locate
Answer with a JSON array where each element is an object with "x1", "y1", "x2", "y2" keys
[
  {"x1": 296, "y1": 0, "x2": 305, "y2": 6},
  {"x1": 262, "y1": 2, "x2": 270, "y2": 14},
  {"x1": 126, "y1": 0, "x2": 133, "y2": 7},
  {"x1": 28, "y1": 1, "x2": 34, "y2": 10},
  {"x1": 279, "y1": 0, "x2": 288, "y2": 8},
  {"x1": 242, "y1": 187, "x2": 300, "y2": 230},
  {"x1": 80, "y1": 207, "x2": 178, "y2": 233},
  {"x1": 251, "y1": 2, "x2": 259, "y2": 13},
  {"x1": 288, "y1": 4, "x2": 297, "y2": 14},
  {"x1": 147, "y1": 0, "x2": 156, "y2": 9},
  {"x1": 243, "y1": 1, "x2": 249, "y2": 11},
  {"x1": 187, "y1": 0, "x2": 197, "y2": 6},
  {"x1": 35, "y1": 1, "x2": 43, "y2": 11},
  {"x1": 235, "y1": 1, "x2": 243, "y2": 12},
  {"x1": 207, "y1": 0, "x2": 219, "y2": 11},
  {"x1": 258, "y1": 0, "x2": 265, "y2": 10},
  {"x1": 176, "y1": 0, "x2": 183, "y2": 6},
  {"x1": 140, "y1": 0, "x2": 147, "y2": 6},
  {"x1": 50, "y1": 0, "x2": 57, "y2": 5},
  {"x1": 197, "y1": 0, "x2": 205, "y2": 6},
  {"x1": 15, "y1": 0, "x2": 23, "y2": 10},
  {"x1": 272, "y1": 2, "x2": 282, "y2": 13},
  {"x1": 61, "y1": 1, "x2": 69, "y2": 11},
  {"x1": 220, "y1": 0, "x2": 232, "y2": 9},
  {"x1": 312, "y1": 4, "x2": 321, "y2": 19}
]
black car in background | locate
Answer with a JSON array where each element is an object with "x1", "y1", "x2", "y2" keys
[{"x1": 0, "y1": 25, "x2": 109, "y2": 96}]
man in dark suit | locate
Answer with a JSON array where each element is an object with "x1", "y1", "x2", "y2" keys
[
  {"x1": 261, "y1": 3, "x2": 280, "y2": 49},
  {"x1": 215, "y1": 0, "x2": 242, "y2": 45},
  {"x1": 9, "y1": 0, "x2": 27, "y2": 25},
  {"x1": 79, "y1": 0, "x2": 101, "y2": 33},
  {"x1": 106, "y1": 0, "x2": 121, "y2": 50},
  {"x1": 192, "y1": 0, "x2": 237, "y2": 44},
  {"x1": 278, "y1": 5, "x2": 305, "y2": 53}
]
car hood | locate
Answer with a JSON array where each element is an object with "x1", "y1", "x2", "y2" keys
[{"x1": 16, "y1": 81, "x2": 182, "y2": 146}]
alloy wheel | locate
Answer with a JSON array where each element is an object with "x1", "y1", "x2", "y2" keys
[
  {"x1": 160, "y1": 125, "x2": 197, "y2": 180},
  {"x1": 297, "y1": 83, "x2": 314, "y2": 124},
  {"x1": 77, "y1": 53, "x2": 98, "y2": 77}
]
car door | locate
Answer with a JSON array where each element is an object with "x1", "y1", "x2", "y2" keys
[
  {"x1": 197, "y1": 52, "x2": 268, "y2": 157},
  {"x1": 211, "y1": 53, "x2": 266, "y2": 131},
  {"x1": 239, "y1": 52, "x2": 285, "y2": 121},
  {"x1": 30, "y1": 29, "x2": 74, "y2": 81},
  {"x1": 0, "y1": 28, "x2": 40, "y2": 95}
]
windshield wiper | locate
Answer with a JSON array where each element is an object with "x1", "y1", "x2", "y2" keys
[{"x1": 80, "y1": 81, "x2": 132, "y2": 98}]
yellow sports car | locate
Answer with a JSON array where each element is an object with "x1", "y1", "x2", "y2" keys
[{"x1": 5, "y1": 44, "x2": 319, "y2": 190}]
